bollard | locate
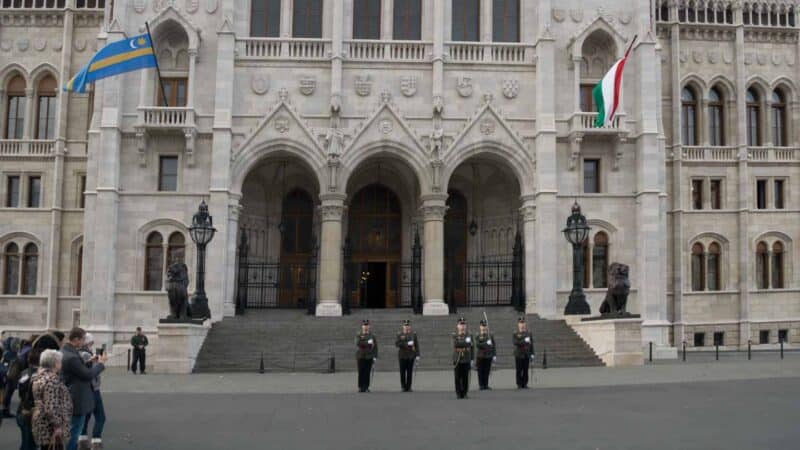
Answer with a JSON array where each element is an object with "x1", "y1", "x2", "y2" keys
[
  {"x1": 127, "y1": 349, "x2": 131, "y2": 372},
  {"x1": 542, "y1": 349, "x2": 548, "y2": 369},
  {"x1": 328, "y1": 354, "x2": 336, "y2": 373},
  {"x1": 649, "y1": 342, "x2": 653, "y2": 362},
  {"x1": 715, "y1": 344, "x2": 719, "y2": 361},
  {"x1": 780, "y1": 340, "x2": 784, "y2": 360},
  {"x1": 748, "y1": 340, "x2": 752, "y2": 360},
  {"x1": 682, "y1": 341, "x2": 686, "y2": 361},
  {"x1": 259, "y1": 352, "x2": 265, "y2": 374}
]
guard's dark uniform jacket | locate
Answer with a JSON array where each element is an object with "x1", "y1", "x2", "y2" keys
[
  {"x1": 513, "y1": 330, "x2": 535, "y2": 388},
  {"x1": 355, "y1": 332, "x2": 378, "y2": 392},
  {"x1": 452, "y1": 333, "x2": 474, "y2": 398},
  {"x1": 475, "y1": 332, "x2": 496, "y2": 389},
  {"x1": 395, "y1": 332, "x2": 420, "y2": 391}
]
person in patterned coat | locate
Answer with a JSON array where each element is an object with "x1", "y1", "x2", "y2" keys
[{"x1": 32, "y1": 349, "x2": 73, "y2": 449}]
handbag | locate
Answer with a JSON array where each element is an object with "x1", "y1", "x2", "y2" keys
[{"x1": 48, "y1": 431, "x2": 64, "y2": 450}]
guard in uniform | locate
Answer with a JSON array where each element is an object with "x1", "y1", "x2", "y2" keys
[
  {"x1": 475, "y1": 319, "x2": 496, "y2": 390},
  {"x1": 395, "y1": 319, "x2": 420, "y2": 392},
  {"x1": 355, "y1": 319, "x2": 378, "y2": 392},
  {"x1": 452, "y1": 317, "x2": 474, "y2": 399},
  {"x1": 512, "y1": 316, "x2": 535, "y2": 388}
]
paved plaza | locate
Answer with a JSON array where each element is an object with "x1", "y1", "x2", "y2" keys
[{"x1": 1, "y1": 358, "x2": 799, "y2": 449}]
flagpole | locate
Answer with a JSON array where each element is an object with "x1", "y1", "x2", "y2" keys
[{"x1": 145, "y1": 21, "x2": 169, "y2": 107}]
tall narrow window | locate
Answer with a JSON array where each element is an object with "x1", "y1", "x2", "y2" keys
[
  {"x1": 2, "y1": 243, "x2": 20, "y2": 295},
  {"x1": 746, "y1": 88, "x2": 761, "y2": 146},
  {"x1": 250, "y1": 0, "x2": 281, "y2": 37},
  {"x1": 707, "y1": 242, "x2": 721, "y2": 291},
  {"x1": 21, "y1": 243, "x2": 38, "y2": 295},
  {"x1": 6, "y1": 176, "x2": 20, "y2": 208},
  {"x1": 167, "y1": 232, "x2": 186, "y2": 266},
  {"x1": 772, "y1": 242, "x2": 784, "y2": 289},
  {"x1": 681, "y1": 87, "x2": 698, "y2": 145},
  {"x1": 78, "y1": 175, "x2": 87, "y2": 209},
  {"x1": 293, "y1": 0, "x2": 323, "y2": 38},
  {"x1": 144, "y1": 232, "x2": 164, "y2": 291},
  {"x1": 452, "y1": 0, "x2": 480, "y2": 41},
  {"x1": 708, "y1": 87, "x2": 724, "y2": 146},
  {"x1": 75, "y1": 245, "x2": 83, "y2": 296},
  {"x1": 592, "y1": 232, "x2": 609, "y2": 288},
  {"x1": 774, "y1": 179, "x2": 785, "y2": 209},
  {"x1": 158, "y1": 156, "x2": 178, "y2": 191},
  {"x1": 692, "y1": 179, "x2": 704, "y2": 210},
  {"x1": 27, "y1": 176, "x2": 41, "y2": 208},
  {"x1": 691, "y1": 243, "x2": 705, "y2": 291},
  {"x1": 5, "y1": 75, "x2": 26, "y2": 139},
  {"x1": 493, "y1": 0, "x2": 519, "y2": 42},
  {"x1": 36, "y1": 76, "x2": 57, "y2": 140},
  {"x1": 580, "y1": 84, "x2": 596, "y2": 112},
  {"x1": 756, "y1": 241, "x2": 769, "y2": 289},
  {"x1": 583, "y1": 159, "x2": 600, "y2": 193},
  {"x1": 710, "y1": 179, "x2": 722, "y2": 210},
  {"x1": 353, "y1": 0, "x2": 381, "y2": 39},
  {"x1": 771, "y1": 90, "x2": 787, "y2": 146},
  {"x1": 393, "y1": 0, "x2": 421, "y2": 40},
  {"x1": 756, "y1": 179, "x2": 767, "y2": 209},
  {"x1": 156, "y1": 78, "x2": 188, "y2": 107}
]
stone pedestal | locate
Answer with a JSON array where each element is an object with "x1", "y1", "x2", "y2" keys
[
  {"x1": 315, "y1": 302, "x2": 343, "y2": 317},
  {"x1": 153, "y1": 321, "x2": 210, "y2": 374},
  {"x1": 567, "y1": 316, "x2": 644, "y2": 367},
  {"x1": 422, "y1": 300, "x2": 449, "y2": 316}
]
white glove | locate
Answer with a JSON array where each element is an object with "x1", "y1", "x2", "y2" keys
[
  {"x1": 530, "y1": 354, "x2": 535, "y2": 360},
  {"x1": 373, "y1": 357, "x2": 377, "y2": 362},
  {"x1": 524, "y1": 337, "x2": 530, "y2": 343},
  {"x1": 367, "y1": 339, "x2": 373, "y2": 345},
  {"x1": 465, "y1": 337, "x2": 471, "y2": 343},
  {"x1": 407, "y1": 340, "x2": 414, "y2": 346},
  {"x1": 487, "y1": 339, "x2": 493, "y2": 346},
  {"x1": 492, "y1": 356, "x2": 497, "y2": 362},
  {"x1": 415, "y1": 356, "x2": 420, "y2": 361},
  {"x1": 470, "y1": 361, "x2": 475, "y2": 369}
]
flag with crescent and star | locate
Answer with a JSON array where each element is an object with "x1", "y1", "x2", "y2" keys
[{"x1": 64, "y1": 33, "x2": 157, "y2": 93}]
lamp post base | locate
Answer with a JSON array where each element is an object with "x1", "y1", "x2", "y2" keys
[
  {"x1": 189, "y1": 293, "x2": 211, "y2": 320},
  {"x1": 564, "y1": 291, "x2": 591, "y2": 315}
]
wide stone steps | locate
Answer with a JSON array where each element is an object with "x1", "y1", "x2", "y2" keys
[{"x1": 194, "y1": 308, "x2": 604, "y2": 373}]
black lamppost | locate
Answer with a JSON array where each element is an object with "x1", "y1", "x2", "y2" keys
[
  {"x1": 562, "y1": 202, "x2": 591, "y2": 315},
  {"x1": 189, "y1": 200, "x2": 216, "y2": 320}
]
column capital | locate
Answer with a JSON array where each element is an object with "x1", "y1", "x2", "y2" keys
[
  {"x1": 319, "y1": 204, "x2": 346, "y2": 221},
  {"x1": 25, "y1": 88, "x2": 34, "y2": 98},
  {"x1": 519, "y1": 203, "x2": 536, "y2": 222},
  {"x1": 420, "y1": 204, "x2": 447, "y2": 221}
]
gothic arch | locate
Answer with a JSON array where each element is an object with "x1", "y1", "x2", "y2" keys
[
  {"x1": 0, "y1": 231, "x2": 42, "y2": 247},
  {"x1": 230, "y1": 138, "x2": 327, "y2": 195},
  {"x1": 681, "y1": 74, "x2": 707, "y2": 95},
  {"x1": 0, "y1": 64, "x2": 29, "y2": 87},
  {"x1": 688, "y1": 231, "x2": 730, "y2": 249},
  {"x1": 340, "y1": 140, "x2": 431, "y2": 195},
  {"x1": 752, "y1": 230, "x2": 793, "y2": 247},
  {"x1": 569, "y1": 17, "x2": 627, "y2": 60},
  {"x1": 146, "y1": 5, "x2": 201, "y2": 52},
  {"x1": 746, "y1": 75, "x2": 771, "y2": 98},
  {"x1": 441, "y1": 141, "x2": 534, "y2": 195},
  {"x1": 707, "y1": 75, "x2": 736, "y2": 101},
  {"x1": 29, "y1": 63, "x2": 59, "y2": 87},
  {"x1": 771, "y1": 77, "x2": 797, "y2": 102}
]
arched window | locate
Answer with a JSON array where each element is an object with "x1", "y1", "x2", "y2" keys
[
  {"x1": 746, "y1": 88, "x2": 761, "y2": 146},
  {"x1": 708, "y1": 87, "x2": 724, "y2": 146},
  {"x1": 393, "y1": 0, "x2": 421, "y2": 40},
  {"x1": 21, "y1": 243, "x2": 38, "y2": 295},
  {"x1": 756, "y1": 241, "x2": 769, "y2": 289},
  {"x1": 75, "y1": 245, "x2": 83, "y2": 296},
  {"x1": 293, "y1": 0, "x2": 323, "y2": 38},
  {"x1": 35, "y1": 75, "x2": 57, "y2": 140},
  {"x1": 5, "y1": 75, "x2": 26, "y2": 139},
  {"x1": 144, "y1": 232, "x2": 164, "y2": 291},
  {"x1": 707, "y1": 242, "x2": 721, "y2": 291},
  {"x1": 691, "y1": 243, "x2": 705, "y2": 291},
  {"x1": 493, "y1": 0, "x2": 520, "y2": 42},
  {"x1": 167, "y1": 232, "x2": 185, "y2": 266},
  {"x1": 452, "y1": 0, "x2": 480, "y2": 41},
  {"x1": 771, "y1": 90, "x2": 787, "y2": 147},
  {"x1": 280, "y1": 189, "x2": 314, "y2": 256},
  {"x1": 353, "y1": 0, "x2": 381, "y2": 39},
  {"x1": 681, "y1": 87, "x2": 698, "y2": 145},
  {"x1": 592, "y1": 232, "x2": 609, "y2": 288},
  {"x1": 2, "y1": 243, "x2": 20, "y2": 295},
  {"x1": 772, "y1": 242, "x2": 785, "y2": 289},
  {"x1": 250, "y1": 0, "x2": 281, "y2": 37}
]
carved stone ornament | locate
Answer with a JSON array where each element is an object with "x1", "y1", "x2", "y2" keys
[
  {"x1": 502, "y1": 79, "x2": 520, "y2": 99},
  {"x1": 0, "y1": 40, "x2": 11, "y2": 52},
  {"x1": 186, "y1": 0, "x2": 199, "y2": 13},
  {"x1": 744, "y1": 53, "x2": 753, "y2": 65},
  {"x1": 17, "y1": 39, "x2": 29, "y2": 52},
  {"x1": 479, "y1": 119, "x2": 496, "y2": 136},
  {"x1": 251, "y1": 74, "x2": 269, "y2": 95},
  {"x1": 400, "y1": 76, "x2": 417, "y2": 97},
  {"x1": 692, "y1": 51, "x2": 703, "y2": 64},
  {"x1": 679, "y1": 50, "x2": 687, "y2": 63},
  {"x1": 205, "y1": 0, "x2": 218, "y2": 13},
  {"x1": 355, "y1": 75, "x2": 372, "y2": 97},
  {"x1": 319, "y1": 205, "x2": 345, "y2": 221},
  {"x1": 299, "y1": 76, "x2": 316, "y2": 95},
  {"x1": 570, "y1": 9, "x2": 584, "y2": 23},
  {"x1": 278, "y1": 87, "x2": 289, "y2": 102},
  {"x1": 378, "y1": 118, "x2": 393, "y2": 135},
  {"x1": 34, "y1": 38, "x2": 47, "y2": 52},
  {"x1": 772, "y1": 53, "x2": 782, "y2": 66},
  {"x1": 756, "y1": 53, "x2": 767, "y2": 66},
  {"x1": 552, "y1": 8, "x2": 566, "y2": 22},
  {"x1": 73, "y1": 38, "x2": 87, "y2": 52},
  {"x1": 707, "y1": 50, "x2": 719, "y2": 64},
  {"x1": 456, "y1": 76, "x2": 473, "y2": 97},
  {"x1": 619, "y1": 12, "x2": 632, "y2": 24},
  {"x1": 274, "y1": 116, "x2": 290, "y2": 134},
  {"x1": 153, "y1": 0, "x2": 166, "y2": 13},
  {"x1": 133, "y1": 0, "x2": 146, "y2": 13}
]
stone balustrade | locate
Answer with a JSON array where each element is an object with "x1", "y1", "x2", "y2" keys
[
  {"x1": 681, "y1": 146, "x2": 738, "y2": 161},
  {"x1": 139, "y1": 106, "x2": 195, "y2": 129},
  {"x1": 444, "y1": 41, "x2": 534, "y2": 64},
  {"x1": 344, "y1": 39, "x2": 432, "y2": 62},
  {"x1": 236, "y1": 37, "x2": 332, "y2": 61},
  {"x1": 747, "y1": 146, "x2": 800, "y2": 162},
  {"x1": 0, "y1": 0, "x2": 104, "y2": 9},
  {"x1": 0, "y1": 139, "x2": 55, "y2": 156},
  {"x1": 570, "y1": 112, "x2": 626, "y2": 135}
]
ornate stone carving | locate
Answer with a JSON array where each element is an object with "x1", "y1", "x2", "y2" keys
[
  {"x1": 278, "y1": 87, "x2": 289, "y2": 102},
  {"x1": 378, "y1": 118, "x2": 393, "y2": 134},
  {"x1": 380, "y1": 89, "x2": 392, "y2": 103},
  {"x1": 707, "y1": 50, "x2": 719, "y2": 64},
  {"x1": 570, "y1": 9, "x2": 584, "y2": 23},
  {"x1": 479, "y1": 119, "x2": 496, "y2": 136},
  {"x1": 73, "y1": 38, "x2": 86, "y2": 52},
  {"x1": 744, "y1": 53, "x2": 753, "y2": 65},
  {"x1": 502, "y1": 79, "x2": 520, "y2": 99},
  {"x1": 299, "y1": 75, "x2": 316, "y2": 95},
  {"x1": 0, "y1": 40, "x2": 11, "y2": 52},
  {"x1": 153, "y1": 0, "x2": 166, "y2": 13},
  {"x1": 483, "y1": 92, "x2": 494, "y2": 104},
  {"x1": 400, "y1": 76, "x2": 417, "y2": 97},
  {"x1": 133, "y1": 0, "x2": 146, "y2": 13},
  {"x1": 251, "y1": 74, "x2": 269, "y2": 95},
  {"x1": 679, "y1": 50, "x2": 687, "y2": 63},
  {"x1": 205, "y1": 0, "x2": 218, "y2": 13},
  {"x1": 420, "y1": 205, "x2": 447, "y2": 221},
  {"x1": 355, "y1": 75, "x2": 372, "y2": 96},
  {"x1": 319, "y1": 204, "x2": 345, "y2": 221},
  {"x1": 619, "y1": 12, "x2": 632, "y2": 24},
  {"x1": 52, "y1": 40, "x2": 62, "y2": 51},
  {"x1": 519, "y1": 205, "x2": 536, "y2": 222},
  {"x1": 33, "y1": 38, "x2": 46, "y2": 52},
  {"x1": 432, "y1": 95, "x2": 444, "y2": 115},
  {"x1": 456, "y1": 76, "x2": 473, "y2": 97},
  {"x1": 772, "y1": 53, "x2": 782, "y2": 66},
  {"x1": 166, "y1": 263, "x2": 190, "y2": 320},
  {"x1": 756, "y1": 53, "x2": 767, "y2": 66},
  {"x1": 330, "y1": 94, "x2": 342, "y2": 113},
  {"x1": 274, "y1": 115, "x2": 290, "y2": 134},
  {"x1": 599, "y1": 263, "x2": 631, "y2": 315},
  {"x1": 552, "y1": 9, "x2": 566, "y2": 22},
  {"x1": 692, "y1": 50, "x2": 703, "y2": 64},
  {"x1": 17, "y1": 39, "x2": 29, "y2": 52},
  {"x1": 186, "y1": 0, "x2": 199, "y2": 13}
]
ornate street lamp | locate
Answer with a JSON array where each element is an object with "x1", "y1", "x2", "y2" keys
[
  {"x1": 189, "y1": 200, "x2": 216, "y2": 320},
  {"x1": 562, "y1": 201, "x2": 591, "y2": 315}
]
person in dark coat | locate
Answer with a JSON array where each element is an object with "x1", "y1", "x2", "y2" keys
[
  {"x1": 355, "y1": 320, "x2": 378, "y2": 393},
  {"x1": 61, "y1": 328, "x2": 106, "y2": 450},
  {"x1": 394, "y1": 320, "x2": 420, "y2": 392},
  {"x1": 129, "y1": 328, "x2": 148, "y2": 375}
]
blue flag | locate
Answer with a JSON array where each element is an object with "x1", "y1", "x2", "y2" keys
[{"x1": 64, "y1": 33, "x2": 157, "y2": 93}]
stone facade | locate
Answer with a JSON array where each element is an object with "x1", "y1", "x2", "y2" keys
[{"x1": 0, "y1": 0, "x2": 798, "y2": 353}]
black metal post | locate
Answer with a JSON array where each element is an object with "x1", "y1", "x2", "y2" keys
[
  {"x1": 236, "y1": 230, "x2": 249, "y2": 315},
  {"x1": 542, "y1": 349, "x2": 547, "y2": 369},
  {"x1": 565, "y1": 243, "x2": 590, "y2": 315},
  {"x1": 307, "y1": 239, "x2": 318, "y2": 316},
  {"x1": 328, "y1": 353, "x2": 336, "y2": 373},
  {"x1": 682, "y1": 340, "x2": 686, "y2": 361},
  {"x1": 780, "y1": 340, "x2": 784, "y2": 360},
  {"x1": 341, "y1": 238, "x2": 352, "y2": 315},
  {"x1": 191, "y1": 242, "x2": 211, "y2": 318},
  {"x1": 748, "y1": 340, "x2": 751, "y2": 360},
  {"x1": 412, "y1": 229, "x2": 422, "y2": 314},
  {"x1": 512, "y1": 231, "x2": 524, "y2": 312},
  {"x1": 259, "y1": 352, "x2": 265, "y2": 374},
  {"x1": 127, "y1": 349, "x2": 131, "y2": 372},
  {"x1": 715, "y1": 344, "x2": 719, "y2": 361},
  {"x1": 649, "y1": 341, "x2": 653, "y2": 362}
]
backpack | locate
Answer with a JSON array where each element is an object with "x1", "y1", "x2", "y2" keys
[{"x1": 16, "y1": 367, "x2": 36, "y2": 417}]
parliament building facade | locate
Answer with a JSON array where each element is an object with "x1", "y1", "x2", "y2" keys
[{"x1": 1, "y1": 0, "x2": 799, "y2": 356}]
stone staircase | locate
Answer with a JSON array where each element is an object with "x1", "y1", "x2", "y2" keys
[{"x1": 193, "y1": 307, "x2": 604, "y2": 373}]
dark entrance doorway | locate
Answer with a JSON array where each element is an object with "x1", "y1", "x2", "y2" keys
[
  {"x1": 359, "y1": 262, "x2": 387, "y2": 308},
  {"x1": 444, "y1": 190, "x2": 468, "y2": 306}
]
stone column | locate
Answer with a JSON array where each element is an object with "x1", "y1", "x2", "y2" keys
[
  {"x1": 381, "y1": 0, "x2": 394, "y2": 40},
  {"x1": 670, "y1": 15, "x2": 685, "y2": 348},
  {"x1": 280, "y1": 0, "x2": 293, "y2": 37},
  {"x1": 331, "y1": 0, "x2": 344, "y2": 106},
  {"x1": 520, "y1": 199, "x2": 536, "y2": 313},
  {"x1": 480, "y1": 0, "x2": 492, "y2": 42},
  {"x1": 572, "y1": 56, "x2": 583, "y2": 113},
  {"x1": 432, "y1": 0, "x2": 444, "y2": 101},
  {"x1": 316, "y1": 193, "x2": 346, "y2": 316},
  {"x1": 22, "y1": 88, "x2": 34, "y2": 139},
  {"x1": 420, "y1": 194, "x2": 448, "y2": 315},
  {"x1": 186, "y1": 49, "x2": 197, "y2": 109}
]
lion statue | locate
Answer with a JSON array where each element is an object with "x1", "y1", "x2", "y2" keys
[
  {"x1": 599, "y1": 262, "x2": 631, "y2": 315},
  {"x1": 165, "y1": 262, "x2": 190, "y2": 319}
]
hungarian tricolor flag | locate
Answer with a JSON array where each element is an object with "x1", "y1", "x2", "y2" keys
[{"x1": 592, "y1": 35, "x2": 637, "y2": 128}]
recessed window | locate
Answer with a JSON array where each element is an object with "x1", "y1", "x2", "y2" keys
[
  {"x1": 78, "y1": 174, "x2": 87, "y2": 209},
  {"x1": 681, "y1": 87, "x2": 698, "y2": 145},
  {"x1": 592, "y1": 232, "x2": 609, "y2": 288},
  {"x1": 778, "y1": 329, "x2": 789, "y2": 343},
  {"x1": 756, "y1": 179, "x2": 767, "y2": 209},
  {"x1": 157, "y1": 78, "x2": 188, "y2": 107},
  {"x1": 756, "y1": 241, "x2": 769, "y2": 289},
  {"x1": 708, "y1": 87, "x2": 724, "y2": 146},
  {"x1": 691, "y1": 179, "x2": 703, "y2": 210},
  {"x1": 583, "y1": 159, "x2": 600, "y2": 194},
  {"x1": 759, "y1": 330, "x2": 770, "y2": 344},
  {"x1": 250, "y1": 0, "x2": 281, "y2": 37},
  {"x1": 710, "y1": 179, "x2": 722, "y2": 210},
  {"x1": 713, "y1": 332, "x2": 724, "y2": 346},
  {"x1": 452, "y1": 0, "x2": 480, "y2": 41},
  {"x1": 492, "y1": 0, "x2": 520, "y2": 42},
  {"x1": 694, "y1": 332, "x2": 705, "y2": 347},
  {"x1": 707, "y1": 242, "x2": 721, "y2": 291},
  {"x1": 746, "y1": 88, "x2": 761, "y2": 146},
  {"x1": 36, "y1": 76, "x2": 57, "y2": 140},
  {"x1": 353, "y1": 0, "x2": 381, "y2": 39},
  {"x1": 145, "y1": 232, "x2": 164, "y2": 291},
  {"x1": 2, "y1": 243, "x2": 20, "y2": 295},
  {"x1": 293, "y1": 0, "x2": 323, "y2": 38},
  {"x1": 6, "y1": 175, "x2": 20, "y2": 207},
  {"x1": 774, "y1": 180, "x2": 785, "y2": 209},
  {"x1": 771, "y1": 90, "x2": 787, "y2": 147},
  {"x1": 580, "y1": 84, "x2": 596, "y2": 112},
  {"x1": 393, "y1": 0, "x2": 421, "y2": 40},
  {"x1": 691, "y1": 243, "x2": 705, "y2": 291},
  {"x1": 772, "y1": 242, "x2": 785, "y2": 289},
  {"x1": 27, "y1": 176, "x2": 41, "y2": 208},
  {"x1": 5, "y1": 75, "x2": 26, "y2": 139},
  {"x1": 21, "y1": 243, "x2": 38, "y2": 295},
  {"x1": 158, "y1": 156, "x2": 178, "y2": 191}
]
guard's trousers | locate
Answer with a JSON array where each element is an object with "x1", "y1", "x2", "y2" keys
[
  {"x1": 476, "y1": 358, "x2": 492, "y2": 389},
  {"x1": 399, "y1": 358, "x2": 414, "y2": 391},
  {"x1": 454, "y1": 362, "x2": 471, "y2": 398},
  {"x1": 357, "y1": 358, "x2": 373, "y2": 392},
  {"x1": 515, "y1": 357, "x2": 530, "y2": 388}
]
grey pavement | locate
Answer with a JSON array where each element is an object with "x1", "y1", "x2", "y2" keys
[{"x1": 1, "y1": 358, "x2": 799, "y2": 449}]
